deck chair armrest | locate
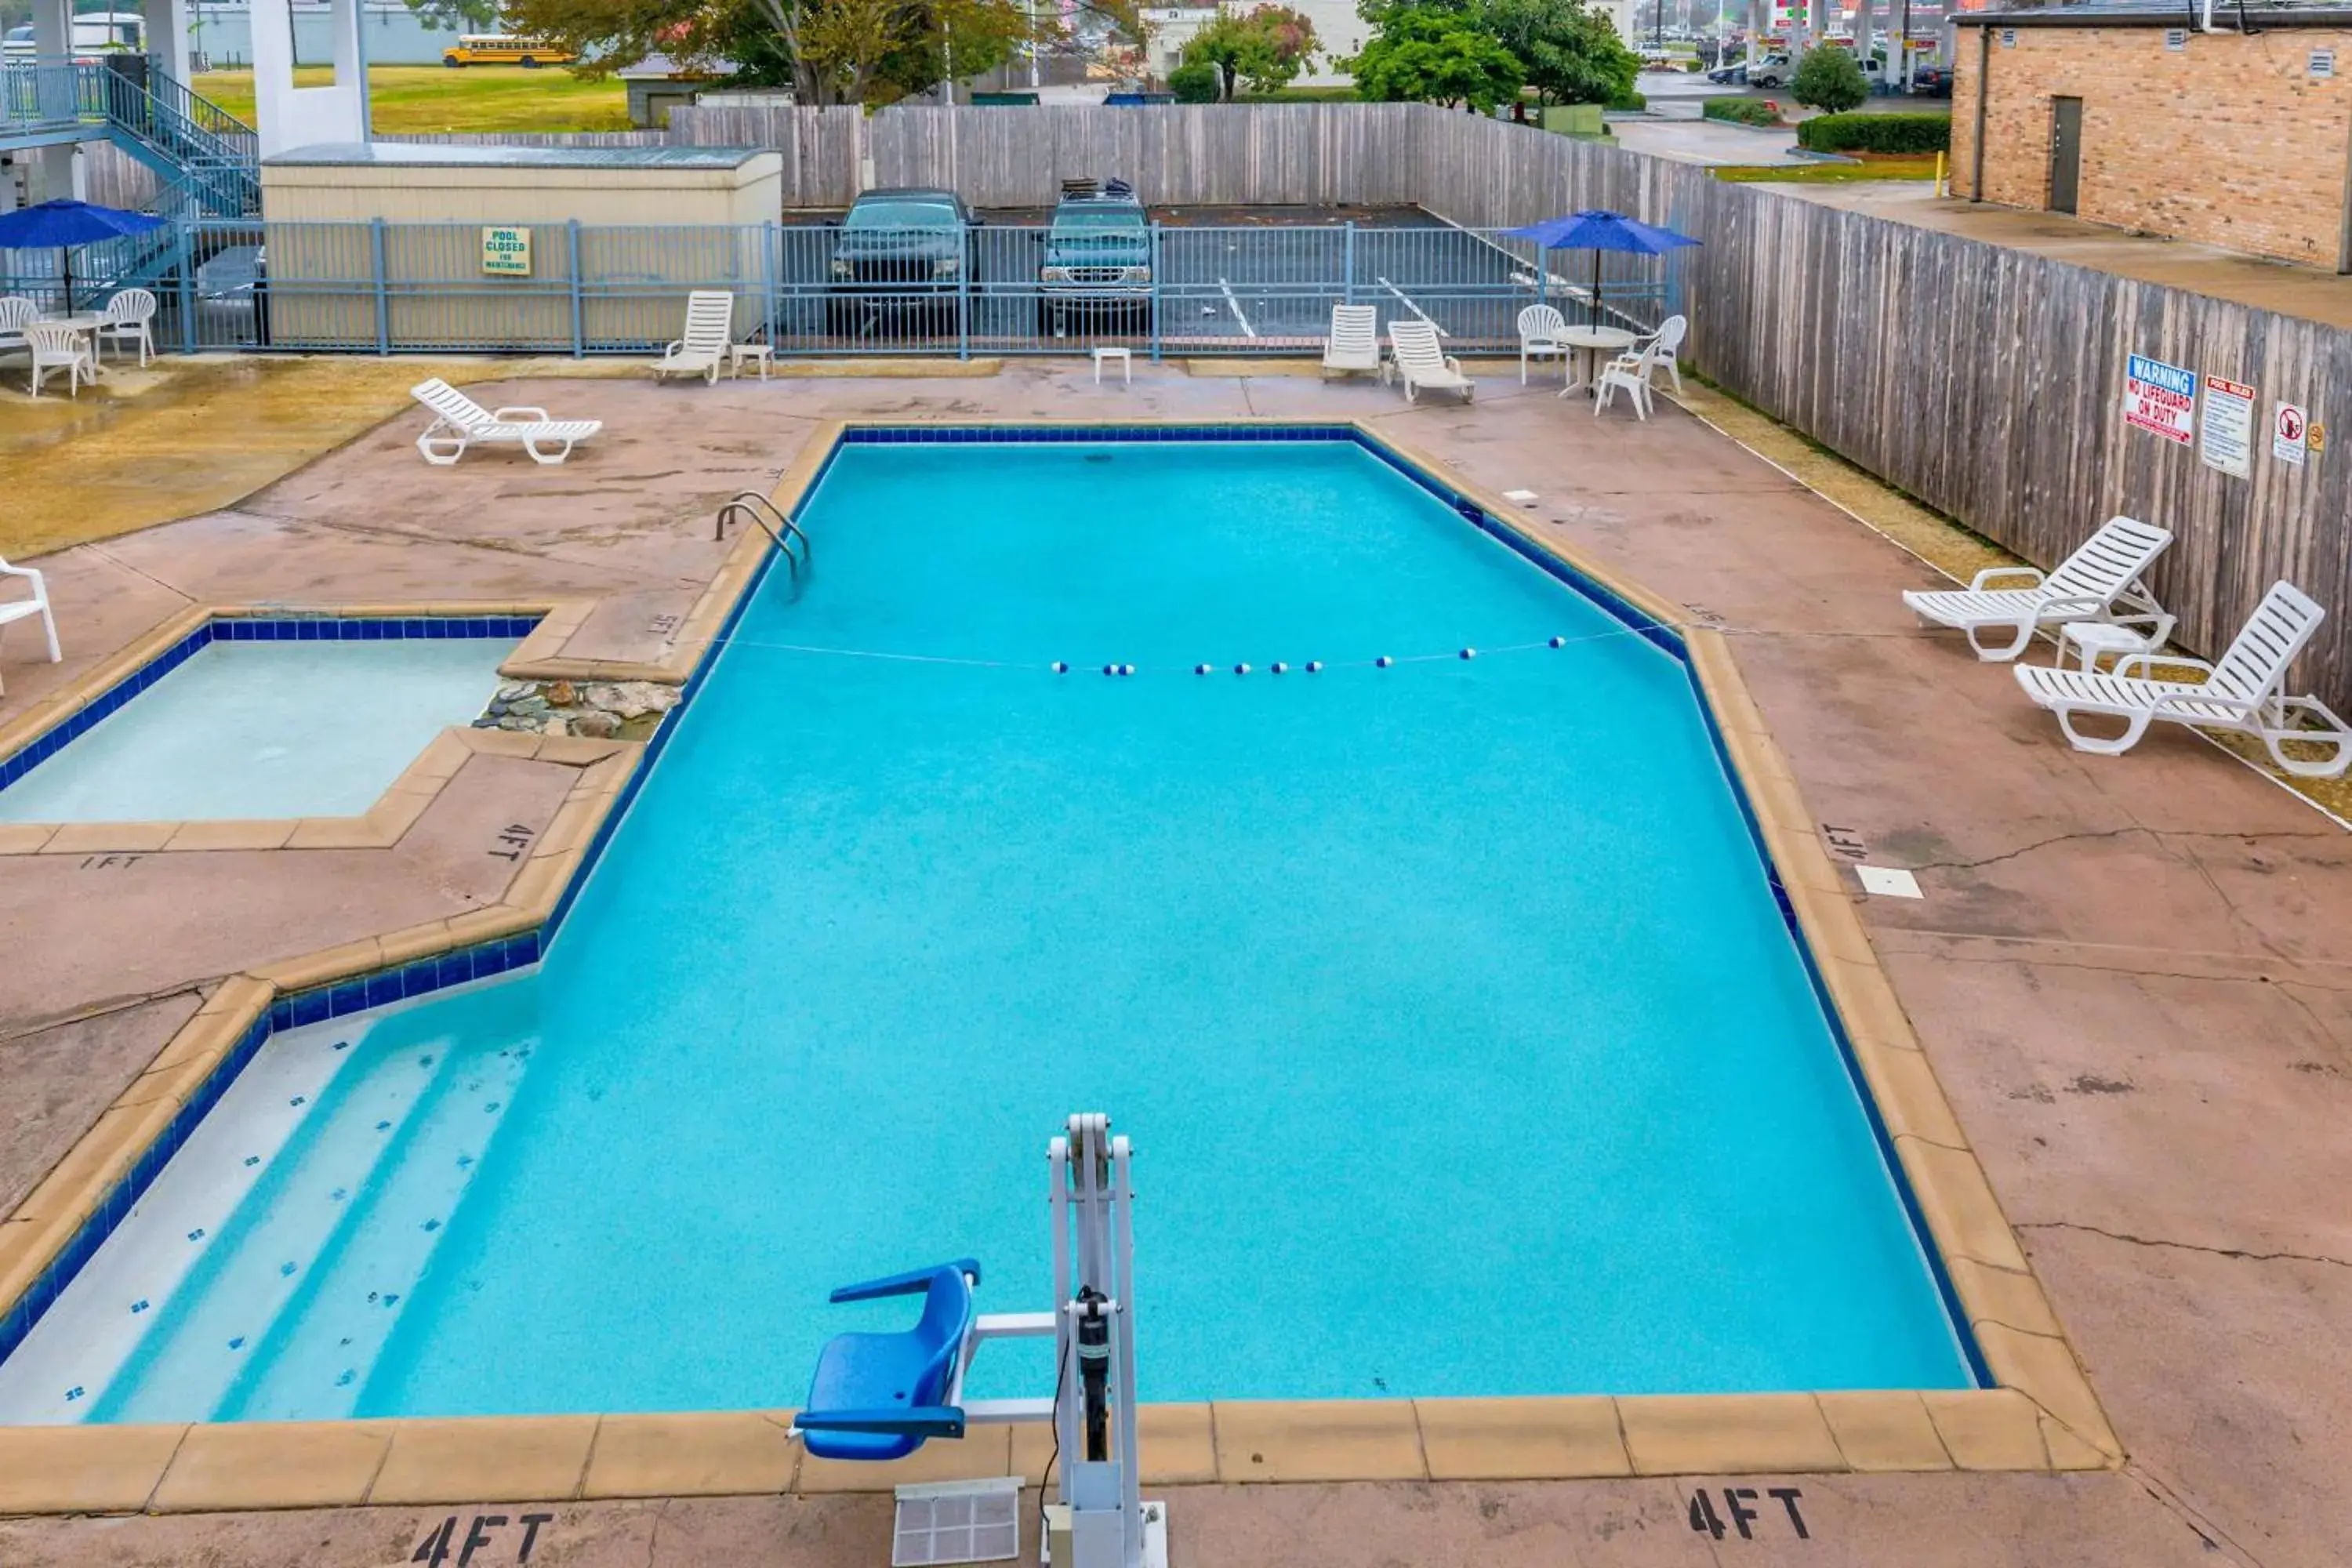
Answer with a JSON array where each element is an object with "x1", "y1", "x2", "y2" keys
[
  {"x1": 1969, "y1": 565, "x2": 2046, "y2": 591},
  {"x1": 0, "y1": 561, "x2": 40, "y2": 584},
  {"x1": 2114, "y1": 652, "x2": 2212, "y2": 682},
  {"x1": 660, "y1": 339, "x2": 688, "y2": 358},
  {"x1": 794, "y1": 1406, "x2": 968, "y2": 1438},
  {"x1": 492, "y1": 405, "x2": 551, "y2": 423},
  {"x1": 2034, "y1": 595, "x2": 2109, "y2": 621},
  {"x1": 829, "y1": 1256, "x2": 982, "y2": 1302}
]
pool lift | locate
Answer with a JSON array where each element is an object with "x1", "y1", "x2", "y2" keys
[{"x1": 792, "y1": 1112, "x2": 1167, "y2": 1568}]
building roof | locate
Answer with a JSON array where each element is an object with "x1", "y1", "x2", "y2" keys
[
  {"x1": 261, "y1": 142, "x2": 771, "y2": 169},
  {"x1": 615, "y1": 52, "x2": 734, "y2": 81},
  {"x1": 1955, "y1": 0, "x2": 2352, "y2": 24}
]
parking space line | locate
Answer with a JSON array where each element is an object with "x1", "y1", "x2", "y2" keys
[
  {"x1": 1374, "y1": 277, "x2": 1447, "y2": 336},
  {"x1": 1217, "y1": 278, "x2": 1260, "y2": 339}
]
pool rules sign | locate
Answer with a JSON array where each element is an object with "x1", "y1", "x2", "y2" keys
[
  {"x1": 2123, "y1": 354, "x2": 2197, "y2": 446},
  {"x1": 2199, "y1": 374, "x2": 2256, "y2": 477}
]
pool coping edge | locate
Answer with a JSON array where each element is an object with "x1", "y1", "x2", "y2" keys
[{"x1": 0, "y1": 418, "x2": 2119, "y2": 1514}]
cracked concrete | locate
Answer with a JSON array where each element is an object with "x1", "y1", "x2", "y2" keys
[{"x1": 1, "y1": 362, "x2": 2348, "y2": 1565}]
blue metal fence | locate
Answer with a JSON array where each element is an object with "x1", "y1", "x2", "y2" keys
[{"x1": 0, "y1": 217, "x2": 1680, "y2": 359}]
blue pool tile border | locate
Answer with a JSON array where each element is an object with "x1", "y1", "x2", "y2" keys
[{"x1": 0, "y1": 614, "x2": 543, "y2": 797}]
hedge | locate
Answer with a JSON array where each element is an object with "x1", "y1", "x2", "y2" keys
[
  {"x1": 1703, "y1": 96, "x2": 1781, "y2": 126},
  {"x1": 1795, "y1": 111, "x2": 1951, "y2": 154},
  {"x1": 1605, "y1": 89, "x2": 1647, "y2": 111}
]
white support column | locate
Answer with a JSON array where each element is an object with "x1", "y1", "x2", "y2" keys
[
  {"x1": 31, "y1": 0, "x2": 74, "y2": 201},
  {"x1": 149, "y1": 0, "x2": 194, "y2": 88},
  {"x1": 248, "y1": 0, "x2": 366, "y2": 156}
]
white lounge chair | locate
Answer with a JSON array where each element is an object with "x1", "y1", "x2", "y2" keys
[
  {"x1": 1517, "y1": 304, "x2": 1569, "y2": 384},
  {"x1": 653, "y1": 290, "x2": 736, "y2": 385},
  {"x1": 0, "y1": 556, "x2": 61, "y2": 672},
  {"x1": 1593, "y1": 343, "x2": 1657, "y2": 420},
  {"x1": 410, "y1": 379, "x2": 602, "y2": 466},
  {"x1": 1387, "y1": 319, "x2": 1473, "y2": 404},
  {"x1": 96, "y1": 288, "x2": 158, "y2": 368},
  {"x1": 1322, "y1": 304, "x2": 1381, "y2": 379},
  {"x1": 1902, "y1": 516, "x2": 2172, "y2": 661},
  {"x1": 24, "y1": 321, "x2": 93, "y2": 398},
  {"x1": 2015, "y1": 580, "x2": 2352, "y2": 779}
]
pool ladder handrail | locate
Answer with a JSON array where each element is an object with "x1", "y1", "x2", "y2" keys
[{"x1": 716, "y1": 491, "x2": 809, "y2": 572}]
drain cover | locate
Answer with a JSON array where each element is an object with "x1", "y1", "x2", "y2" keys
[{"x1": 892, "y1": 1476, "x2": 1022, "y2": 1566}]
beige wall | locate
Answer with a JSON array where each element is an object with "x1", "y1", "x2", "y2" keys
[
  {"x1": 1951, "y1": 25, "x2": 2352, "y2": 267},
  {"x1": 260, "y1": 154, "x2": 784, "y2": 227}
]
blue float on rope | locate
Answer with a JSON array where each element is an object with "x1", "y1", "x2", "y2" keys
[
  {"x1": 1053, "y1": 662, "x2": 1069, "y2": 673},
  {"x1": 1234, "y1": 662, "x2": 1250, "y2": 675},
  {"x1": 1375, "y1": 655, "x2": 1392, "y2": 668},
  {"x1": 1306, "y1": 661, "x2": 1323, "y2": 673},
  {"x1": 1272, "y1": 662, "x2": 1287, "y2": 674},
  {"x1": 1460, "y1": 647, "x2": 1476, "y2": 660},
  {"x1": 1549, "y1": 636, "x2": 1566, "y2": 649},
  {"x1": 1195, "y1": 663, "x2": 1211, "y2": 675}
]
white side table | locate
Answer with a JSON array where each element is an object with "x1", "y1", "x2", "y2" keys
[
  {"x1": 2058, "y1": 620, "x2": 2167, "y2": 672},
  {"x1": 1092, "y1": 346, "x2": 1133, "y2": 387},
  {"x1": 729, "y1": 343, "x2": 773, "y2": 380}
]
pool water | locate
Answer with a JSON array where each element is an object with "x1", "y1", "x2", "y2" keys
[
  {"x1": 0, "y1": 440, "x2": 1974, "y2": 1425},
  {"x1": 0, "y1": 637, "x2": 517, "y2": 824}
]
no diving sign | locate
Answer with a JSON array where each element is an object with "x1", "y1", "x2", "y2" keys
[{"x1": 2274, "y1": 402, "x2": 2310, "y2": 466}]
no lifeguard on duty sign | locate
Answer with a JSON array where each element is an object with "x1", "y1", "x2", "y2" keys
[{"x1": 2123, "y1": 354, "x2": 2197, "y2": 446}]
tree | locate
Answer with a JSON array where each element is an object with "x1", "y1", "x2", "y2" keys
[
  {"x1": 483, "y1": 0, "x2": 1141, "y2": 105},
  {"x1": 1167, "y1": 60, "x2": 1221, "y2": 101},
  {"x1": 1791, "y1": 44, "x2": 1866, "y2": 113},
  {"x1": 1346, "y1": 6, "x2": 1524, "y2": 112},
  {"x1": 1181, "y1": 5, "x2": 1319, "y2": 101},
  {"x1": 1476, "y1": 0, "x2": 1637, "y2": 107}
]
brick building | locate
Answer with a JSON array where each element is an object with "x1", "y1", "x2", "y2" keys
[{"x1": 1952, "y1": 4, "x2": 2352, "y2": 270}]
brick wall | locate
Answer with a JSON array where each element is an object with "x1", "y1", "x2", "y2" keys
[{"x1": 1951, "y1": 24, "x2": 2352, "y2": 267}]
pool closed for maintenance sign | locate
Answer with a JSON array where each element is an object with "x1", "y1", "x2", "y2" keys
[{"x1": 481, "y1": 226, "x2": 532, "y2": 277}]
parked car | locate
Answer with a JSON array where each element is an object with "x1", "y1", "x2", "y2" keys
[
  {"x1": 1745, "y1": 52, "x2": 1792, "y2": 88},
  {"x1": 1038, "y1": 181, "x2": 1153, "y2": 333},
  {"x1": 1908, "y1": 62, "x2": 1951, "y2": 96},
  {"x1": 1706, "y1": 60, "x2": 1748, "y2": 85},
  {"x1": 827, "y1": 187, "x2": 976, "y2": 334}
]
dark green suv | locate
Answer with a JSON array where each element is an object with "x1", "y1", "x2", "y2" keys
[{"x1": 1038, "y1": 185, "x2": 1152, "y2": 333}]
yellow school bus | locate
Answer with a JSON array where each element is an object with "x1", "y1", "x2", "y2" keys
[{"x1": 441, "y1": 34, "x2": 575, "y2": 67}]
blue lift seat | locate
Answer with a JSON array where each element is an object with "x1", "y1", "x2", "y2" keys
[{"x1": 795, "y1": 1258, "x2": 982, "y2": 1461}]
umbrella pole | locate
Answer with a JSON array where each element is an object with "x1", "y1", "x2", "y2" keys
[
  {"x1": 60, "y1": 246, "x2": 71, "y2": 316},
  {"x1": 1590, "y1": 252, "x2": 1602, "y2": 328}
]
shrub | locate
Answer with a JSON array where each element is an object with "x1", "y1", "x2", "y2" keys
[
  {"x1": 1702, "y1": 96, "x2": 1780, "y2": 125},
  {"x1": 1168, "y1": 61, "x2": 1220, "y2": 103},
  {"x1": 1604, "y1": 88, "x2": 1646, "y2": 111},
  {"x1": 1795, "y1": 110, "x2": 1951, "y2": 154},
  {"x1": 1791, "y1": 45, "x2": 1867, "y2": 113}
]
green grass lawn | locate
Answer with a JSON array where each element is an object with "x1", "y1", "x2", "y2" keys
[
  {"x1": 1715, "y1": 154, "x2": 1941, "y2": 183},
  {"x1": 191, "y1": 64, "x2": 632, "y2": 133}
]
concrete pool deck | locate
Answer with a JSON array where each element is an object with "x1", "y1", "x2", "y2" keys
[{"x1": 0, "y1": 361, "x2": 2346, "y2": 1566}]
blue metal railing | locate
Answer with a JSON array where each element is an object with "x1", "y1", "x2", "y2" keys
[
  {"x1": 0, "y1": 56, "x2": 258, "y2": 217},
  {"x1": 0, "y1": 217, "x2": 1673, "y2": 360}
]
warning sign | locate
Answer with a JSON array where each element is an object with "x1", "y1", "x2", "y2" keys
[
  {"x1": 2274, "y1": 401, "x2": 2309, "y2": 466},
  {"x1": 2123, "y1": 354, "x2": 2197, "y2": 445},
  {"x1": 2199, "y1": 375, "x2": 2255, "y2": 477}
]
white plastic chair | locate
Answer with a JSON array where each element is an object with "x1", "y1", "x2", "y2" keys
[
  {"x1": 2015, "y1": 580, "x2": 2352, "y2": 778},
  {"x1": 0, "y1": 296, "x2": 37, "y2": 354},
  {"x1": 1322, "y1": 304, "x2": 1381, "y2": 379},
  {"x1": 1593, "y1": 343, "x2": 1657, "y2": 420},
  {"x1": 24, "y1": 321, "x2": 93, "y2": 398},
  {"x1": 410, "y1": 378, "x2": 603, "y2": 466},
  {"x1": 1517, "y1": 304, "x2": 1570, "y2": 384},
  {"x1": 1634, "y1": 313, "x2": 1686, "y2": 395},
  {"x1": 96, "y1": 288, "x2": 157, "y2": 368},
  {"x1": 1386, "y1": 319, "x2": 1474, "y2": 404},
  {"x1": 653, "y1": 290, "x2": 736, "y2": 385},
  {"x1": 0, "y1": 555, "x2": 62, "y2": 670},
  {"x1": 1903, "y1": 516, "x2": 2173, "y2": 661}
]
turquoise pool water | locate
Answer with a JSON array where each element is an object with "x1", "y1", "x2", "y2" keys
[{"x1": 0, "y1": 437, "x2": 1974, "y2": 1424}]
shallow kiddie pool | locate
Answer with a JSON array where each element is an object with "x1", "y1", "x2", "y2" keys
[
  {"x1": 0, "y1": 619, "x2": 528, "y2": 826},
  {"x1": 0, "y1": 435, "x2": 1977, "y2": 1424}
]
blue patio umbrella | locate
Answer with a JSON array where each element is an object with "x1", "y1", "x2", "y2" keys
[
  {"x1": 1501, "y1": 209, "x2": 1699, "y2": 325},
  {"x1": 0, "y1": 199, "x2": 167, "y2": 315}
]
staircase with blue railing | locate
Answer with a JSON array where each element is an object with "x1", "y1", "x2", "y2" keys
[{"x1": 1, "y1": 55, "x2": 260, "y2": 220}]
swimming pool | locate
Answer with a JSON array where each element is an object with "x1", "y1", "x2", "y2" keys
[
  {"x1": 0, "y1": 434, "x2": 1976, "y2": 1425},
  {"x1": 0, "y1": 619, "x2": 527, "y2": 825}
]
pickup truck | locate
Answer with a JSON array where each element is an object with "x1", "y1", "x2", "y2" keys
[
  {"x1": 827, "y1": 187, "x2": 975, "y2": 333},
  {"x1": 1037, "y1": 185, "x2": 1152, "y2": 333}
]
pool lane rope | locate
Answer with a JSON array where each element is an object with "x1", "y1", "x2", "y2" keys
[{"x1": 702, "y1": 628, "x2": 1638, "y2": 674}]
